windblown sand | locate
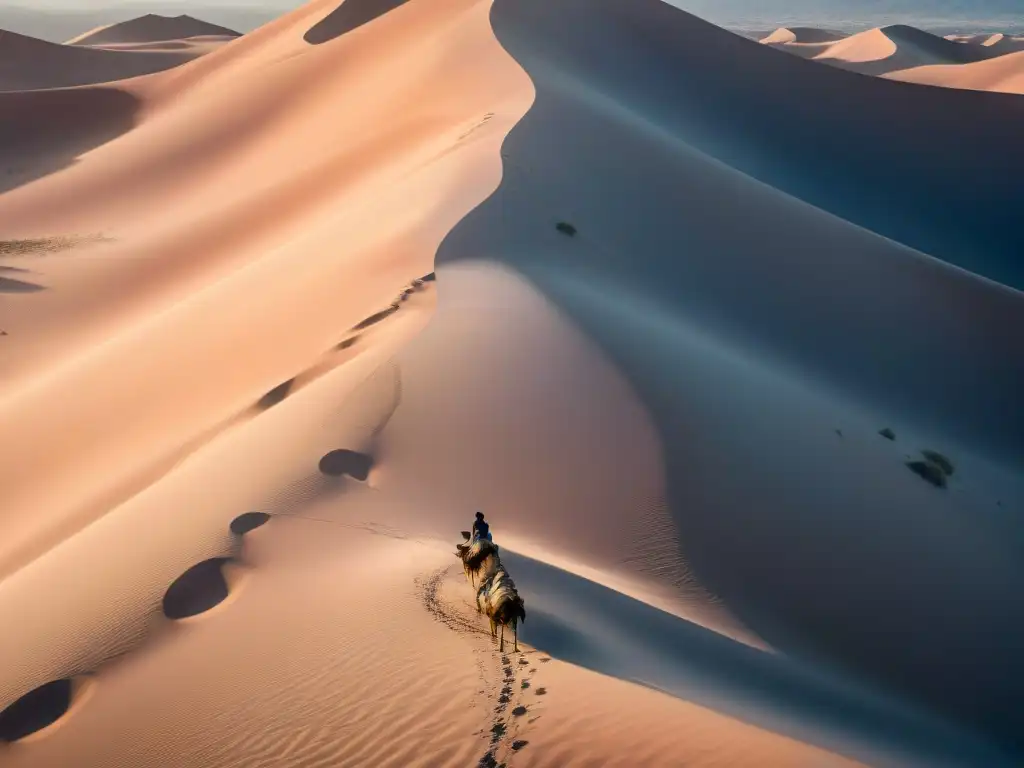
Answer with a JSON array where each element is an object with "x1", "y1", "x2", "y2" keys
[{"x1": 0, "y1": 1, "x2": 1021, "y2": 767}]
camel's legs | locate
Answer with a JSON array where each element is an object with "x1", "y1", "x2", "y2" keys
[
  {"x1": 513, "y1": 624, "x2": 518, "y2": 653},
  {"x1": 500, "y1": 623, "x2": 505, "y2": 653}
]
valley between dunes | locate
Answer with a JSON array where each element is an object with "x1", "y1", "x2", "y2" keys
[{"x1": 1, "y1": 1, "x2": 1022, "y2": 766}]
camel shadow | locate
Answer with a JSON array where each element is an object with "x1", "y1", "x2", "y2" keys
[{"x1": 498, "y1": 549, "x2": 1012, "y2": 768}]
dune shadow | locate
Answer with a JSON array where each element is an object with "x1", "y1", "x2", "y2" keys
[
  {"x1": 0, "y1": 276, "x2": 45, "y2": 293},
  {"x1": 0, "y1": 679, "x2": 72, "y2": 743},
  {"x1": 318, "y1": 449, "x2": 373, "y2": 480},
  {"x1": 500, "y1": 549, "x2": 1010, "y2": 766},
  {"x1": 0, "y1": 86, "x2": 140, "y2": 196},
  {"x1": 351, "y1": 306, "x2": 398, "y2": 331},
  {"x1": 304, "y1": 0, "x2": 411, "y2": 45},
  {"x1": 487, "y1": 0, "x2": 1024, "y2": 291},
  {"x1": 162, "y1": 558, "x2": 232, "y2": 619},
  {"x1": 257, "y1": 379, "x2": 295, "y2": 410},
  {"x1": 230, "y1": 512, "x2": 271, "y2": 536}
]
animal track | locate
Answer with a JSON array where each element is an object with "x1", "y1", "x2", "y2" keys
[
  {"x1": 535, "y1": 687, "x2": 547, "y2": 696},
  {"x1": 490, "y1": 721, "x2": 506, "y2": 743},
  {"x1": 418, "y1": 565, "x2": 542, "y2": 765},
  {"x1": 318, "y1": 449, "x2": 373, "y2": 481},
  {"x1": 458, "y1": 112, "x2": 495, "y2": 142},
  {"x1": 163, "y1": 558, "x2": 232, "y2": 619},
  {"x1": 0, "y1": 679, "x2": 74, "y2": 742},
  {"x1": 230, "y1": 511, "x2": 270, "y2": 535}
]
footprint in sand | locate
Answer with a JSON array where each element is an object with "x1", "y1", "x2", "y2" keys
[
  {"x1": 490, "y1": 721, "x2": 506, "y2": 743},
  {"x1": 535, "y1": 687, "x2": 547, "y2": 696},
  {"x1": 512, "y1": 706, "x2": 528, "y2": 717},
  {"x1": 520, "y1": 680, "x2": 530, "y2": 690},
  {"x1": 162, "y1": 558, "x2": 233, "y2": 619},
  {"x1": 512, "y1": 740, "x2": 529, "y2": 752}
]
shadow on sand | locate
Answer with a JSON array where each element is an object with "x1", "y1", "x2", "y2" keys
[
  {"x1": 430, "y1": 3, "x2": 1024, "y2": 757},
  {"x1": 304, "y1": 0, "x2": 411, "y2": 45},
  {"x1": 0, "y1": 276, "x2": 45, "y2": 293},
  {"x1": 501, "y1": 549, "x2": 1011, "y2": 767},
  {"x1": 0, "y1": 86, "x2": 140, "y2": 197}
]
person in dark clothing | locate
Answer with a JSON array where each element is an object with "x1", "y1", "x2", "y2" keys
[{"x1": 472, "y1": 511, "x2": 491, "y2": 542}]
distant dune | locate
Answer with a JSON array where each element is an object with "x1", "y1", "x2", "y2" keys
[
  {"x1": 0, "y1": 0, "x2": 1021, "y2": 767},
  {"x1": 764, "y1": 22, "x2": 1024, "y2": 91},
  {"x1": 67, "y1": 13, "x2": 240, "y2": 46},
  {"x1": 887, "y1": 47, "x2": 1024, "y2": 93},
  {"x1": 0, "y1": 27, "x2": 228, "y2": 91},
  {"x1": 760, "y1": 26, "x2": 848, "y2": 45},
  {"x1": 946, "y1": 32, "x2": 1024, "y2": 52}
]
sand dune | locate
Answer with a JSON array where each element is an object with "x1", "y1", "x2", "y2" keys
[
  {"x1": 885, "y1": 48, "x2": 1024, "y2": 94},
  {"x1": 764, "y1": 23, "x2": 1011, "y2": 75},
  {"x1": 946, "y1": 32, "x2": 1024, "y2": 52},
  {"x1": 760, "y1": 26, "x2": 848, "y2": 45},
  {"x1": 0, "y1": 28, "x2": 226, "y2": 91},
  {"x1": 764, "y1": 23, "x2": 1024, "y2": 94},
  {"x1": 0, "y1": 0, "x2": 1021, "y2": 766},
  {"x1": 67, "y1": 14, "x2": 240, "y2": 46}
]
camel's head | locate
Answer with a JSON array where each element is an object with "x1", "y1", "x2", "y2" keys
[{"x1": 460, "y1": 530, "x2": 471, "y2": 541}]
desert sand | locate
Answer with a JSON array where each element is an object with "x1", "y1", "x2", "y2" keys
[
  {"x1": 0, "y1": 0, "x2": 1022, "y2": 767},
  {"x1": 763, "y1": 22, "x2": 1024, "y2": 92},
  {"x1": 0, "y1": 15, "x2": 237, "y2": 92},
  {"x1": 885, "y1": 48, "x2": 1024, "y2": 94}
]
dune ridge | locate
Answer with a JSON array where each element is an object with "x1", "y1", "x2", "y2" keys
[
  {"x1": 885, "y1": 47, "x2": 1024, "y2": 93},
  {"x1": 0, "y1": 27, "x2": 225, "y2": 91},
  {"x1": 66, "y1": 14, "x2": 240, "y2": 47},
  {"x1": 765, "y1": 21, "x2": 1024, "y2": 91},
  {"x1": 0, "y1": 0, "x2": 1021, "y2": 766}
]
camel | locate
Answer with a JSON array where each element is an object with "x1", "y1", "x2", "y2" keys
[
  {"x1": 475, "y1": 565, "x2": 526, "y2": 652},
  {"x1": 456, "y1": 531, "x2": 500, "y2": 588}
]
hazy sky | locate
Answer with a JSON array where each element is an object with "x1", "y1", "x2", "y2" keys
[
  {"x1": 19, "y1": 1, "x2": 298, "y2": 6},
  {"x1": 6, "y1": 0, "x2": 1022, "y2": 38}
]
